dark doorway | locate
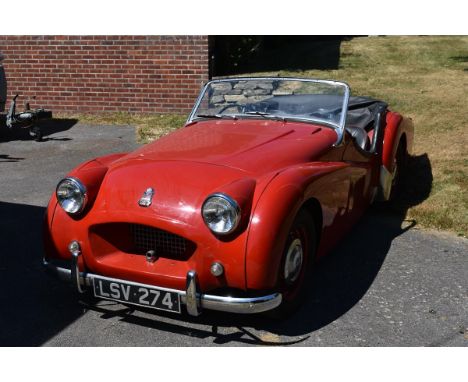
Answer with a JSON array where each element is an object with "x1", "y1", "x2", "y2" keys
[{"x1": 0, "y1": 54, "x2": 6, "y2": 112}]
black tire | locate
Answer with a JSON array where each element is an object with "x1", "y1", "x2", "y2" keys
[
  {"x1": 267, "y1": 209, "x2": 317, "y2": 319},
  {"x1": 29, "y1": 126, "x2": 43, "y2": 142},
  {"x1": 388, "y1": 142, "x2": 407, "y2": 201}
]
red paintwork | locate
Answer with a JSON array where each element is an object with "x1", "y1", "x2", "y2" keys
[
  {"x1": 382, "y1": 112, "x2": 414, "y2": 171},
  {"x1": 44, "y1": 114, "x2": 413, "y2": 294}
]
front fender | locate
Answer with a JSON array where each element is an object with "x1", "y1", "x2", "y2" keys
[
  {"x1": 44, "y1": 153, "x2": 128, "y2": 258},
  {"x1": 245, "y1": 162, "x2": 348, "y2": 290},
  {"x1": 64, "y1": 153, "x2": 128, "y2": 217}
]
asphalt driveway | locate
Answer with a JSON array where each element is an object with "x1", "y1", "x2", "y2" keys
[{"x1": 0, "y1": 123, "x2": 466, "y2": 346}]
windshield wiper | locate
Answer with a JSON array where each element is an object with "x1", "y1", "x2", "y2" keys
[
  {"x1": 244, "y1": 111, "x2": 286, "y2": 122},
  {"x1": 195, "y1": 114, "x2": 237, "y2": 120}
]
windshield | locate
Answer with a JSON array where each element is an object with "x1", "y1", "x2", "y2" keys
[{"x1": 188, "y1": 78, "x2": 350, "y2": 130}]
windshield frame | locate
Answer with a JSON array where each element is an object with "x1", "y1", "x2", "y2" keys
[{"x1": 187, "y1": 77, "x2": 351, "y2": 146}]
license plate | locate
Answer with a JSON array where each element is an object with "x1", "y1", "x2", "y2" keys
[{"x1": 92, "y1": 276, "x2": 181, "y2": 313}]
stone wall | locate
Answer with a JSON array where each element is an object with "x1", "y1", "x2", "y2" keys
[{"x1": 209, "y1": 79, "x2": 295, "y2": 108}]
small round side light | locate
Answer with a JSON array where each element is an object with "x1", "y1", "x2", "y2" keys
[{"x1": 210, "y1": 262, "x2": 224, "y2": 277}]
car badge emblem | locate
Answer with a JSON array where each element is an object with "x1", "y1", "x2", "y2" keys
[{"x1": 138, "y1": 187, "x2": 154, "y2": 207}]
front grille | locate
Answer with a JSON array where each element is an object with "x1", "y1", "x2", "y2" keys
[{"x1": 130, "y1": 224, "x2": 188, "y2": 257}]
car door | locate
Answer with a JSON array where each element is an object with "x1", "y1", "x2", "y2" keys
[{"x1": 341, "y1": 131, "x2": 375, "y2": 224}]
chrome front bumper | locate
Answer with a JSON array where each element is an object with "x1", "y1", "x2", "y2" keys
[{"x1": 43, "y1": 257, "x2": 282, "y2": 316}]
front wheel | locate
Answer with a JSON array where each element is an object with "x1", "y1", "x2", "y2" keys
[{"x1": 268, "y1": 209, "x2": 317, "y2": 319}]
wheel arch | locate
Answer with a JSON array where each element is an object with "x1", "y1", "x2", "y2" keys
[
  {"x1": 382, "y1": 113, "x2": 413, "y2": 173},
  {"x1": 245, "y1": 162, "x2": 347, "y2": 290}
]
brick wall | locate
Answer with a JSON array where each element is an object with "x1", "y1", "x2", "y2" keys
[{"x1": 0, "y1": 35, "x2": 209, "y2": 114}]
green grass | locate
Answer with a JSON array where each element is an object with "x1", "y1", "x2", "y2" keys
[
  {"x1": 61, "y1": 36, "x2": 468, "y2": 236},
  {"x1": 57, "y1": 112, "x2": 186, "y2": 143}
]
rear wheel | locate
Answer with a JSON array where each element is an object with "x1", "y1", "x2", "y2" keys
[
  {"x1": 268, "y1": 209, "x2": 316, "y2": 319},
  {"x1": 389, "y1": 142, "x2": 407, "y2": 201}
]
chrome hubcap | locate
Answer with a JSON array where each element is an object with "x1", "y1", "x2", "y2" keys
[{"x1": 284, "y1": 238, "x2": 303, "y2": 284}]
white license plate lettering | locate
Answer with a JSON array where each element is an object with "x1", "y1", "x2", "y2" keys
[
  {"x1": 93, "y1": 277, "x2": 180, "y2": 313},
  {"x1": 138, "y1": 287, "x2": 150, "y2": 305},
  {"x1": 110, "y1": 282, "x2": 121, "y2": 299},
  {"x1": 162, "y1": 292, "x2": 174, "y2": 310},
  {"x1": 149, "y1": 290, "x2": 160, "y2": 305},
  {"x1": 98, "y1": 280, "x2": 110, "y2": 297},
  {"x1": 121, "y1": 284, "x2": 130, "y2": 300}
]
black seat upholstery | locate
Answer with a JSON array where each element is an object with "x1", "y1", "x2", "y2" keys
[
  {"x1": 345, "y1": 96, "x2": 388, "y2": 152},
  {"x1": 345, "y1": 126, "x2": 370, "y2": 151}
]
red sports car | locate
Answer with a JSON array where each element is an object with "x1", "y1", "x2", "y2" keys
[{"x1": 43, "y1": 77, "x2": 414, "y2": 318}]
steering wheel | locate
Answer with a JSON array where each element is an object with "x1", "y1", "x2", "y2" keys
[
  {"x1": 309, "y1": 108, "x2": 340, "y2": 120},
  {"x1": 218, "y1": 104, "x2": 246, "y2": 114}
]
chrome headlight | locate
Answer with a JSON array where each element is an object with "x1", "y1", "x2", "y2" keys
[
  {"x1": 56, "y1": 177, "x2": 87, "y2": 214},
  {"x1": 202, "y1": 193, "x2": 240, "y2": 235}
]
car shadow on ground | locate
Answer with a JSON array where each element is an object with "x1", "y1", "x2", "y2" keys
[
  {"x1": 80, "y1": 210, "x2": 415, "y2": 346},
  {"x1": 0, "y1": 154, "x2": 432, "y2": 346},
  {"x1": 0, "y1": 118, "x2": 78, "y2": 142},
  {"x1": 0, "y1": 201, "x2": 85, "y2": 346}
]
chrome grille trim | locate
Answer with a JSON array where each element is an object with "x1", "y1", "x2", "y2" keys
[{"x1": 130, "y1": 224, "x2": 187, "y2": 257}]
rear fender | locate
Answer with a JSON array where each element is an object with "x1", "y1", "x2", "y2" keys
[
  {"x1": 382, "y1": 112, "x2": 402, "y2": 172},
  {"x1": 381, "y1": 112, "x2": 414, "y2": 199},
  {"x1": 245, "y1": 162, "x2": 348, "y2": 290}
]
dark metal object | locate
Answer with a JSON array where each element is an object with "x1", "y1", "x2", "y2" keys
[
  {"x1": 130, "y1": 223, "x2": 188, "y2": 257},
  {"x1": 146, "y1": 249, "x2": 158, "y2": 263},
  {"x1": 1, "y1": 94, "x2": 52, "y2": 142}
]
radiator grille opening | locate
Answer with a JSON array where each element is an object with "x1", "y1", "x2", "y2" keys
[{"x1": 130, "y1": 224, "x2": 188, "y2": 257}]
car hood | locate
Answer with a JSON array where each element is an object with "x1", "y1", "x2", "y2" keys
[
  {"x1": 94, "y1": 159, "x2": 255, "y2": 228},
  {"x1": 92, "y1": 119, "x2": 337, "y2": 224},
  {"x1": 119, "y1": 119, "x2": 338, "y2": 174}
]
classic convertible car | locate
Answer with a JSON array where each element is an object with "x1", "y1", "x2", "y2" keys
[{"x1": 43, "y1": 77, "x2": 413, "y2": 317}]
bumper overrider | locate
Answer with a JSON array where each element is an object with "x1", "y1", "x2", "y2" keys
[{"x1": 42, "y1": 252, "x2": 282, "y2": 316}]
